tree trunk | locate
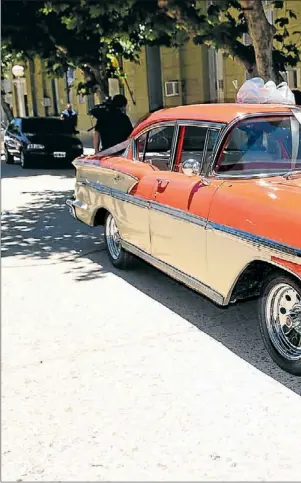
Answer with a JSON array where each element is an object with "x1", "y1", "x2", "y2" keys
[
  {"x1": 1, "y1": 92, "x2": 14, "y2": 121},
  {"x1": 240, "y1": 0, "x2": 276, "y2": 82},
  {"x1": 82, "y1": 64, "x2": 109, "y2": 103}
]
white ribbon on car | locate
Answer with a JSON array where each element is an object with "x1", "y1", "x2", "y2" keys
[{"x1": 236, "y1": 77, "x2": 296, "y2": 105}]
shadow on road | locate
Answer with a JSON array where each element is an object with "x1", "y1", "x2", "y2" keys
[
  {"x1": 1, "y1": 158, "x2": 76, "y2": 180},
  {"x1": 2, "y1": 182, "x2": 300, "y2": 395},
  {"x1": 79, "y1": 249, "x2": 301, "y2": 396},
  {"x1": 1, "y1": 188, "x2": 104, "y2": 264}
]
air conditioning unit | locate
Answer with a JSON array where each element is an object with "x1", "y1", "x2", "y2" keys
[{"x1": 165, "y1": 80, "x2": 179, "y2": 97}]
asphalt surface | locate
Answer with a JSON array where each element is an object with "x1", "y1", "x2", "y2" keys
[{"x1": 2, "y1": 157, "x2": 301, "y2": 481}]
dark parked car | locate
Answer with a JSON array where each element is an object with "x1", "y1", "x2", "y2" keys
[{"x1": 4, "y1": 117, "x2": 83, "y2": 168}]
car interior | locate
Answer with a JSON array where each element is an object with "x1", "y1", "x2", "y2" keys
[{"x1": 217, "y1": 119, "x2": 301, "y2": 175}]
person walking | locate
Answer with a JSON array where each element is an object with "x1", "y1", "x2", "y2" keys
[
  {"x1": 60, "y1": 104, "x2": 78, "y2": 134},
  {"x1": 93, "y1": 94, "x2": 133, "y2": 153}
]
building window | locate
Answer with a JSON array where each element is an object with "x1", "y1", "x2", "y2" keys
[{"x1": 164, "y1": 81, "x2": 179, "y2": 97}]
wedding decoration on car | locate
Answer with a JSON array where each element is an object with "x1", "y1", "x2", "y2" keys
[{"x1": 237, "y1": 77, "x2": 296, "y2": 105}]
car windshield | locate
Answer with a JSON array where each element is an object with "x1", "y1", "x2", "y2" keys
[
  {"x1": 22, "y1": 118, "x2": 72, "y2": 135},
  {"x1": 216, "y1": 115, "x2": 301, "y2": 177}
]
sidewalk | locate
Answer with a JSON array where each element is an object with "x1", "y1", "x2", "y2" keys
[
  {"x1": 78, "y1": 130, "x2": 94, "y2": 149},
  {"x1": 79, "y1": 131, "x2": 95, "y2": 156}
]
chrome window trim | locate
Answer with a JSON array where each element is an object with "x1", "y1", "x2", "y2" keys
[
  {"x1": 170, "y1": 121, "x2": 224, "y2": 172},
  {"x1": 176, "y1": 120, "x2": 224, "y2": 130},
  {"x1": 207, "y1": 111, "x2": 298, "y2": 179},
  {"x1": 132, "y1": 121, "x2": 177, "y2": 164},
  {"x1": 169, "y1": 123, "x2": 180, "y2": 170}
]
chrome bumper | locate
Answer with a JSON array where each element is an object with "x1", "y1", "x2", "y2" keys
[{"x1": 66, "y1": 198, "x2": 77, "y2": 219}]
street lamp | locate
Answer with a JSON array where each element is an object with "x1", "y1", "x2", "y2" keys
[
  {"x1": 12, "y1": 64, "x2": 26, "y2": 117},
  {"x1": 12, "y1": 65, "x2": 24, "y2": 78}
]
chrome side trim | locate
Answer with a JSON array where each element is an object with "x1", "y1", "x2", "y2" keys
[
  {"x1": 113, "y1": 190, "x2": 149, "y2": 209},
  {"x1": 75, "y1": 161, "x2": 139, "y2": 184},
  {"x1": 122, "y1": 240, "x2": 225, "y2": 305},
  {"x1": 80, "y1": 180, "x2": 112, "y2": 196},
  {"x1": 150, "y1": 200, "x2": 207, "y2": 227},
  {"x1": 208, "y1": 222, "x2": 301, "y2": 258},
  {"x1": 84, "y1": 180, "x2": 149, "y2": 209},
  {"x1": 77, "y1": 179, "x2": 301, "y2": 257}
]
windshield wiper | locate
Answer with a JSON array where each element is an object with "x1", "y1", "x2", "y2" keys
[{"x1": 282, "y1": 169, "x2": 301, "y2": 179}]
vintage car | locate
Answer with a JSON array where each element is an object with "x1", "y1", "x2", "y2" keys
[{"x1": 67, "y1": 103, "x2": 301, "y2": 376}]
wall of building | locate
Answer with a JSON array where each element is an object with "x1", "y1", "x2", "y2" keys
[
  {"x1": 122, "y1": 50, "x2": 149, "y2": 125},
  {"x1": 7, "y1": 0, "x2": 301, "y2": 134}
]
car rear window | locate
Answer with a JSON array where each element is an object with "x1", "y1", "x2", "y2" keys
[
  {"x1": 22, "y1": 118, "x2": 72, "y2": 134},
  {"x1": 216, "y1": 116, "x2": 301, "y2": 176}
]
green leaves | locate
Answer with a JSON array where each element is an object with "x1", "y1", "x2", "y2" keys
[
  {"x1": 288, "y1": 9, "x2": 297, "y2": 20},
  {"x1": 275, "y1": 17, "x2": 289, "y2": 28},
  {"x1": 273, "y1": 0, "x2": 284, "y2": 9},
  {"x1": 2, "y1": 0, "x2": 301, "y2": 96}
]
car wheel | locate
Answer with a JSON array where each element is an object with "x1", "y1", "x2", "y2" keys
[
  {"x1": 20, "y1": 151, "x2": 32, "y2": 169},
  {"x1": 259, "y1": 272, "x2": 301, "y2": 376},
  {"x1": 4, "y1": 147, "x2": 14, "y2": 164},
  {"x1": 104, "y1": 213, "x2": 134, "y2": 269}
]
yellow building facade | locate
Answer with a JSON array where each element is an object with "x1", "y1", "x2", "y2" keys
[{"x1": 6, "y1": 0, "x2": 300, "y2": 135}]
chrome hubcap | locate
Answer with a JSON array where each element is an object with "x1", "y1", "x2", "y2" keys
[
  {"x1": 20, "y1": 152, "x2": 24, "y2": 166},
  {"x1": 266, "y1": 283, "x2": 301, "y2": 361},
  {"x1": 105, "y1": 214, "x2": 121, "y2": 260}
]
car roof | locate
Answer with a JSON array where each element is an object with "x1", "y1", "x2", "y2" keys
[
  {"x1": 132, "y1": 103, "x2": 294, "y2": 135},
  {"x1": 17, "y1": 116, "x2": 60, "y2": 121}
]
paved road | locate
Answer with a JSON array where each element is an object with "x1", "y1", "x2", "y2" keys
[{"x1": 2, "y1": 158, "x2": 301, "y2": 482}]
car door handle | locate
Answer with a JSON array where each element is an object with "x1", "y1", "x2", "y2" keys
[{"x1": 156, "y1": 178, "x2": 170, "y2": 189}]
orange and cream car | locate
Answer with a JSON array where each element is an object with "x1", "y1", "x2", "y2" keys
[{"x1": 67, "y1": 103, "x2": 301, "y2": 376}]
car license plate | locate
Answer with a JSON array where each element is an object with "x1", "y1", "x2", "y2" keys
[{"x1": 53, "y1": 152, "x2": 66, "y2": 158}]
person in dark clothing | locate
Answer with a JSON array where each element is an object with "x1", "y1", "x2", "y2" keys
[
  {"x1": 60, "y1": 104, "x2": 78, "y2": 134},
  {"x1": 93, "y1": 94, "x2": 133, "y2": 152},
  {"x1": 292, "y1": 89, "x2": 301, "y2": 106}
]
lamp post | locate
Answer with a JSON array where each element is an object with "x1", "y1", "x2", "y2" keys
[{"x1": 12, "y1": 64, "x2": 25, "y2": 117}]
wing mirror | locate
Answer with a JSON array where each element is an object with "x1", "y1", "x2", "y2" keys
[{"x1": 182, "y1": 159, "x2": 202, "y2": 177}]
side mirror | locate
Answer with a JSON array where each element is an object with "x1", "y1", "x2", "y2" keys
[{"x1": 182, "y1": 158, "x2": 201, "y2": 177}]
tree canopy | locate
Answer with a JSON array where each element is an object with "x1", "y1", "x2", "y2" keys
[{"x1": 2, "y1": 0, "x2": 301, "y2": 97}]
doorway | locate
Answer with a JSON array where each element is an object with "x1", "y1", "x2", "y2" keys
[{"x1": 146, "y1": 46, "x2": 163, "y2": 112}]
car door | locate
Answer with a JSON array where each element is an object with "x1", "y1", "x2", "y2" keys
[
  {"x1": 107, "y1": 122, "x2": 178, "y2": 253},
  {"x1": 149, "y1": 123, "x2": 223, "y2": 287}
]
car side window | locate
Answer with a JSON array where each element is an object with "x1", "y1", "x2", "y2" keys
[
  {"x1": 135, "y1": 132, "x2": 147, "y2": 161},
  {"x1": 216, "y1": 117, "x2": 300, "y2": 176},
  {"x1": 173, "y1": 125, "x2": 208, "y2": 172},
  {"x1": 202, "y1": 129, "x2": 220, "y2": 174},
  {"x1": 11, "y1": 120, "x2": 20, "y2": 134},
  {"x1": 7, "y1": 121, "x2": 17, "y2": 133},
  {"x1": 143, "y1": 125, "x2": 175, "y2": 171}
]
